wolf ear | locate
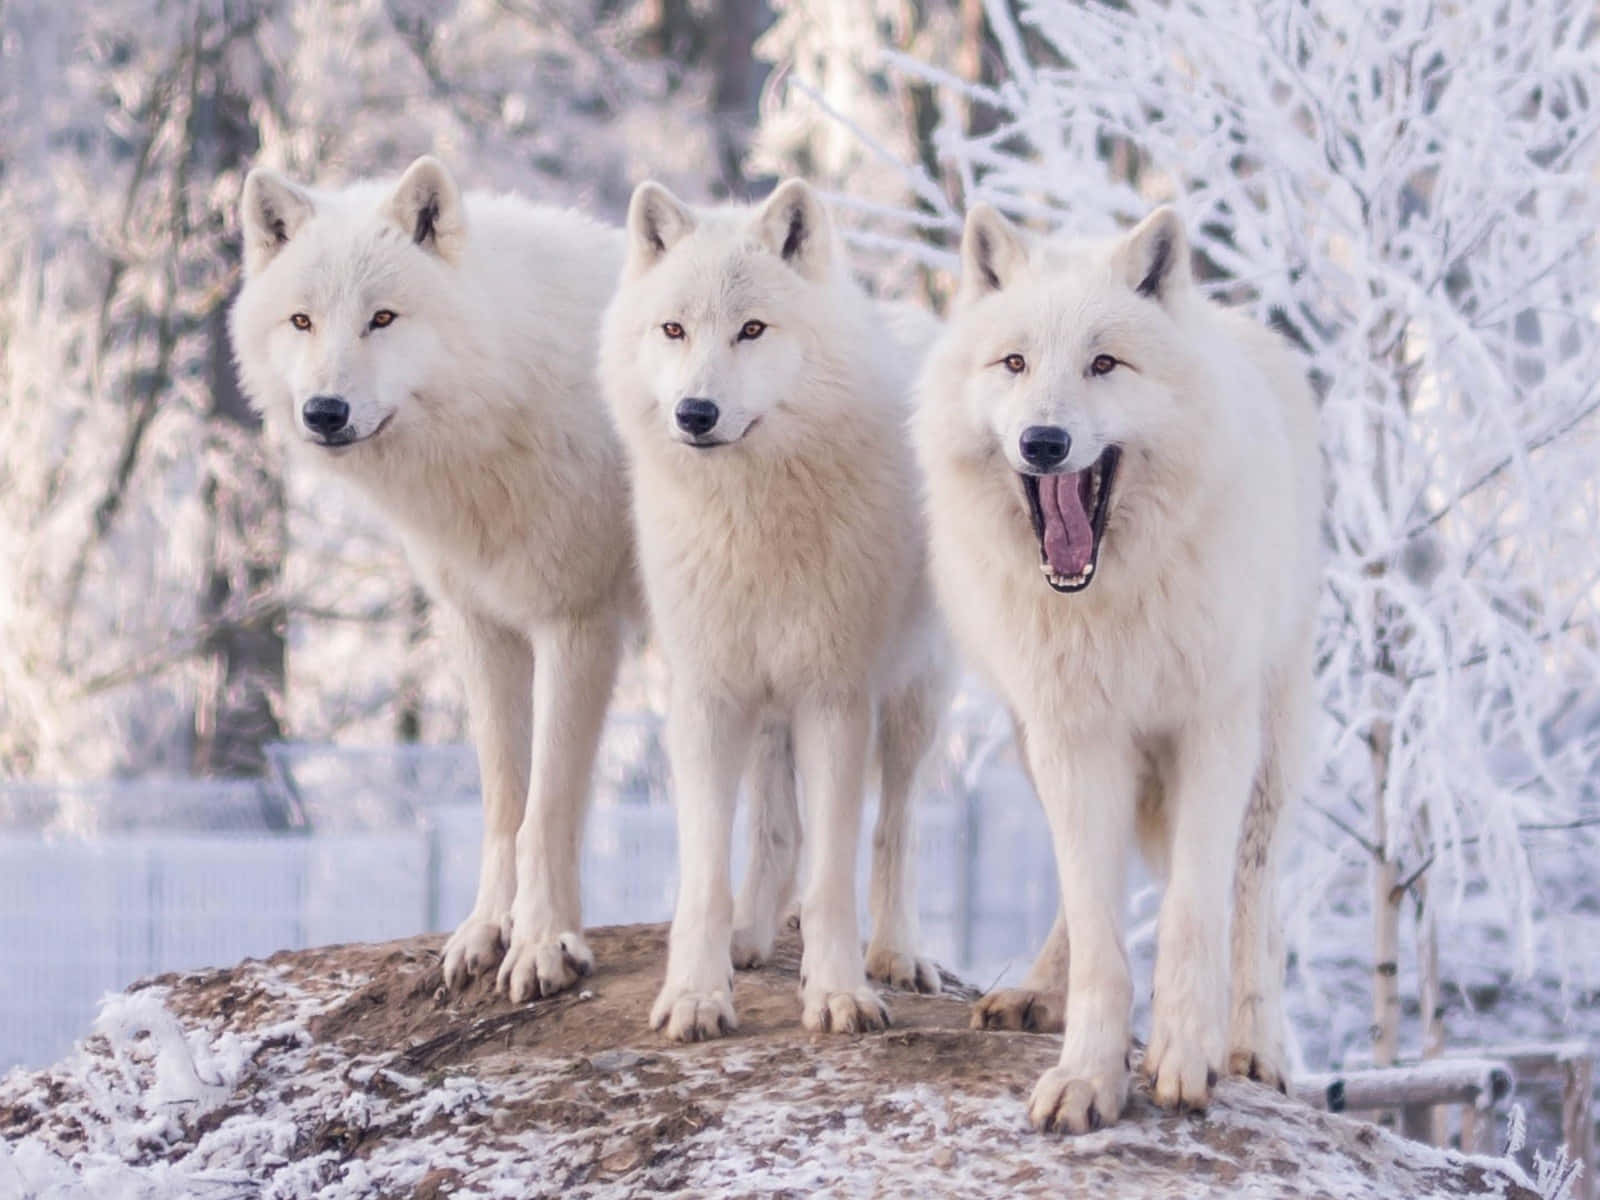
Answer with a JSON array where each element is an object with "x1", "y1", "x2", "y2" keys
[
  {"x1": 625, "y1": 182, "x2": 696, "y2": 272},
  {"x1": 958, "y1": 205, "x2": 1029, "y2": 305},
  {"x1": 1118, "y1": 206, "x2": 1191, "y2": 302},
  {"x1": 755, "y1": 178, "x2": 833, "y2": 281},
  {"x1": 387, "y1": 156, "x2": 466, "y2": 262},
  {"x1": 240, "y1": 168, "x2": 314, "y2": 277}
]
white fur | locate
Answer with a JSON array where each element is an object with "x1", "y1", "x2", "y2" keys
[
  {"x1": 230, "y1": 157, "x2": 639, "y2": 1002},
  {"x1": 600, "y1": 180, "x2": 950, "y2": 1040},
  {"x1": 917, "y1": 205, "x2": 1320, "y2": 1132}
]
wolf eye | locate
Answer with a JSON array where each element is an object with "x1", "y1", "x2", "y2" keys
[
  {"x1": 662, "y1": 322, "x2": 685, "y2": 340},
  {"x1": 290, "y1": 313, "x2": 312, "y2": 331},
  {"x1": 369, "y1": 309, "x2": 397, "y2": 330},
  {"x1": 738, "y1": 320, "x2": 767, "y2": 342},
  {"x1": 1001, "y1": 353, "x2": 1026, "y2": 374},
  {"x1": 1090, "y1": 354, "x2": 1118, "y2": 376}
]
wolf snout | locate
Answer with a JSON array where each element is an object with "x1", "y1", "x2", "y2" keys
[
  {"x1": 1019, "y1": 424, "x2": 1071, "y2": 471},
  {"x1": 302, "y1": 394, "x2": 350, "y2": 439},
  {"x1": 675, "y1": 396, "x2": 720, "y2": 438}
]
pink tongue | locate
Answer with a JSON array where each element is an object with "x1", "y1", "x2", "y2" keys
[{"x1": 1040, "y1": 471, "x2": 1094, "y2": 576}]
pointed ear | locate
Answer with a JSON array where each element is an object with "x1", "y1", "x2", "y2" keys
[
  {"x1": 755, "y1": 178, "x2": 833, "y2": 281},
  {"x1": 387, "y1": 156, "x2": 466, "y2": 262},
  {"x1": 240, "y1": 168, "x2": 314, "y2": 276},
  {"x1": 957, "y1": 204, "x2": 1030, "y2": 306},
  {"x1": 1118, "y1": 206, "x2": 1190, "y2": 302},
  {"x1": 625, "y1": 181, "x2": 696, "y2": 271}
]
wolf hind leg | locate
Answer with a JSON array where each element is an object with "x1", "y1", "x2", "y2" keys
[
  {"x1": 1228, "y1": 669, "x2": 1305, "y2": 1091},
  {"x1": 864, "y1": 667, "x2": 948, "y2": 994},
  {"x1": 731, "y1": 718, "x2": 800, "y2": 969},
  {"x1": 972, "y1": 711, "x2": 1068, "y2": 1031}
]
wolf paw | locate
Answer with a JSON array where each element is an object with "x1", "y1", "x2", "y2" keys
[
  {"x1": 864, "y1": 943, "x2": 941, "y2": 994},
  {"x1": 801, "y1": 986, "x2": 889, "y2": 1034},
  {"x1": 730, "y1": 924, "x2": 774, "y2": 970},
  {"x1": 1229, "y1": 997, "x2": 1289, "y2": 1092},
  {"x1": 441, "y1": 917, "x2": 505, "y2": 989},
  {"x1": 495, "y1": 929, "x2": 593, "y2": 1003},
  {"x1": 1028, "y1": 1062, "x2": 1129, "y2": 1134},
  {"x1": 1143, "y1": 1023, "x2": 1222, "y2": 1112},
  {"x1": 970, "y1": 987, "x2": 1064, "y2": 1033},
  {"x1": 1228, "y1": 1045, "x2": 1288, "y2": 1094},
  {"x1": 651, "y1": 985, "x2": 737, "y2": 1042}
]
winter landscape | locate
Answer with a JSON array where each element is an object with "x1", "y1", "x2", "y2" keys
[{"x1": 2, "y1": 1, "x2": 1599, "y2": 1197}]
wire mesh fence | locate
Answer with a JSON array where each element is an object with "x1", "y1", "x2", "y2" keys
[{"x1": 0, "y1": 709, "x2": 1054, "y2": 1069}]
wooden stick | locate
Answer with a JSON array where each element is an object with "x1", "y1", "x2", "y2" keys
[{"x1": 1292, "y1": 1060, "x2": 1513, "y2": 1113}]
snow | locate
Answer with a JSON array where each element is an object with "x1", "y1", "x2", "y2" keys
[{"x1": 0, "y1": 952, "x2": 1557, "y2": 1198}]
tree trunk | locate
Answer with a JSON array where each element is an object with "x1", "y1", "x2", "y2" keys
[
  {"x1": 190, "y1": 39, "x2": 283, "y2": 778},
  {"x1": 1370, "y1": 720, "x2": 1402, "y2": 1070},
  {"x1": 396, "y1": 587, "x2": 429, "y2": 743},
  {"x1": 1402, "y1": 881, "x2": 1446, "y2": 1143},
  {"x1": 193, "y1": 298, "x2": 285, "y2": 777},
  {"x1": 709, "y1": 0, "x2": 770, "y2": 194}
]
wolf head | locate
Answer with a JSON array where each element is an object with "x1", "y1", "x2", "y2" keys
[
  {"x1": 230, "y1": 156, "x2": 468, "y2": 455},
  {"x1": 602, "y1": 178, "x2": 849, "y2": 451},
  {"x1": 927, "y1": 204, "x2": 1203, "y2": 593}
]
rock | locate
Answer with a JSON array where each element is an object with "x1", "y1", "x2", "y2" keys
[{"x1": 0, "y1": 923, "x2": 1541, "y2": 1199}]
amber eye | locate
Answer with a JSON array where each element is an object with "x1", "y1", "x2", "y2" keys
[
  {"x1": 1002, "y1": 353, "x2": 1026, "y2": 375},
  {"x1": 370, "y1": 309, "x2": 397, "y2": 330},
  {"x1": 1090, "y1": 354, "x2": 1118, "y2": 376},
  {"x1": 290, "y1": 313, "x2": 312, "y2": 331},
  {"x1": 662, "y1": 321, "x2": 685, "y2": 340},
  {"x1": 738, "y1": 319, "x2": 767, "y2": 341}
]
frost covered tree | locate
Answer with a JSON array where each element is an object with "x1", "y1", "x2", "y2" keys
[
  {"x1": 752, "y1": 0, "x2": 977, "y2": 292},
  {"x1": 826, "y1": 0, "x2": 1600, "y2": 1062}
]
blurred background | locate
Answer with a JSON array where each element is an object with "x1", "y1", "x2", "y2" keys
[{"x1": 2, "y1": 0, "x2": 1598, "y2": 1175}]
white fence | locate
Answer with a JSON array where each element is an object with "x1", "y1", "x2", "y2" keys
[{"x1": 0, "y1": 712, "x2": 1057, "y2": 1070}]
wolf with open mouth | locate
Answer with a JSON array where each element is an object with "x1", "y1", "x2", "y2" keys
[{"x1": 914, "y1": 203, "x2": 1321, "y2": 1135}]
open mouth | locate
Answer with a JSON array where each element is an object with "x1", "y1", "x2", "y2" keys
[{"x1": 1020, "y1": 446, "x2": 1121, "y2": 593}]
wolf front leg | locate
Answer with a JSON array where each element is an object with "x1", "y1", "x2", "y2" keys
[
  {"x1": 865, "y1": 670, "x2": 946, "y2": 994},
  {"x1": 497, "y1": 612, "x2": 624, "y2": 1003},
  {"x1": 651, "y1": 686, "x2": 757, "y2": 1040},
  {"x1": 793, "y1": 690, "x2": 887, "y2": 1033},
  {"x1": 731, "y1": 718, "x2": 800, "y2": 969},
  {"x1": 1142, "y1": 698, "x2": 1261, "y2": 1111},
  {"x1": 1026, "y1": 732, "x2": 1137, "y2": 1134},
  {"x1": 442, "y1": 612, "x2": 534, "y2": 990}
]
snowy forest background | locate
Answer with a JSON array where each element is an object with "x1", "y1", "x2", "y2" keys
[{"x1": 2, "y1": 0, "x2": 1600, "y2": 1172}]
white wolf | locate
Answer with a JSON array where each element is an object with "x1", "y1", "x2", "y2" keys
[
  {"x1": 599, "y1": 178, "x2": 949, "y2": 1040},
  {"x1": 916, "y1": 205, "x2": 1319, "y2": 1132},
  {"x1": 230, "y1": 156, "x2": 639, "y2": 1003}
]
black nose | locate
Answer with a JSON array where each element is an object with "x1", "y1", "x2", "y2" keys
[
  {"x1": 1019, "y1": 424, "x2": 1070, "y2": 470},
  {"x1": 303, "y1": 395, "x2": 350, "y2": 437},
  {"x1": 675, "y1": 397, "x2": 720, "y2": 437}
]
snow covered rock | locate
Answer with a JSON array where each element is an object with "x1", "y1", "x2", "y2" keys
[{"x1": 0, "y1": 923, "x2": 1543, "y2": 1198}]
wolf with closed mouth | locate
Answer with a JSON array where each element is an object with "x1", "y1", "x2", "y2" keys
[
  {"x1": 230, "y1": 155, "x2": 642, "y2": 1003},
  {"x1": 916, "y1": 204, "x2": 1319, "y2": 1132},
  {"x1": 599, "y1": 178, "x2": 950, "y2": 1041}
]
